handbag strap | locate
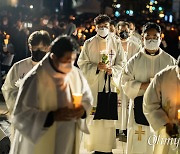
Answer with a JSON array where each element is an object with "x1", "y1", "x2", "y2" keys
[{"x1": 103, "y1": 72, "x2": 111, "y2": 93}]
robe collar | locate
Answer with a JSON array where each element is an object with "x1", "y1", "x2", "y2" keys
[
  {"x1": 95, "y1": 34, "x2": 109, "y2": 41},
  {"x1": 141, "y1": 47, "x2": 163, "y2": 59}
]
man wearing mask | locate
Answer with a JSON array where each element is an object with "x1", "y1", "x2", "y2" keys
[
  {"x1": 78, "y1": 14, "x2": 123, "y2": 154},
  {"x1": 121, "y1": 22, "x2": 176, "y2": 154},
  {"x1": 116, "y1": 21, "x2": 141, "y2": 138},
  {"x1": 9, "y1": 36, "x2": 93, "y2": 154},
  {"x1": 2, "y1": 30, "x2": 51, "y2": 114},
  {"x1": 143, "y1": 56, "x2": 180, "y2": 154}
]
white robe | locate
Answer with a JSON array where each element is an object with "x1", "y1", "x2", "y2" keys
[
  {"x1": 143, "y1": 66, "x2": 180, "y2": 154},
  {"x1": 129, "y1": 32, "x2": 142, "y2": 47},
  {"x1": 121, "y1": 48, "x2": 176, "y2": 154},
  {"x1": 117, "y1": 39, "x2": 141, "y2": 130},
  {"x1": 10, "y1": 54, "x2": 93, "y2": 154},
  {"x1": 1, "y1": 57, "x2": 33, "y2": 113},
  {"x1": 77, "y1": 34, "x2": 123, "y2": 152}
]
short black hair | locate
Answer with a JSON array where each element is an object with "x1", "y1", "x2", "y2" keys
[
  {"x1": 110, "y1": 20, "x2": 117, "y2": 26},
  {"x1": 28, "y1": 30, "x2": 51, "y2": 46},
  {"x1": 117, "y1": 21, "x2": 130, "y2": 30},
  {"x1": 50, "y1": 35, "x2": 79, "y2": 58},
  {"x1": 142, "y1": 22, "x2": 161, "y2": 34},
  {"x1": 94, "y1": 14, "x2": 111, "y2": 25}
]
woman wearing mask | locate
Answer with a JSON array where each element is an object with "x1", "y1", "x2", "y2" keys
[
  {"x1": 2, "y1": 30, "x2": 51, "y2": 114},
  {"x1": 121, "y1": 22, "x2": 176, "y2": 154}
]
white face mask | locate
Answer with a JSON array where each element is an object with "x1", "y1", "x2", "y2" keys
[
  {"x1": 97, "y1": 28, "x2": 109, "y2": 37},
  {"x1": 144, "y1": 38, "x2": 161, "y2": 50},
  {"x1": 58, "y1": 62, "x2": 73, "y2": 74}
]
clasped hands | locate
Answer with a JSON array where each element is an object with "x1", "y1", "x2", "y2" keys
[
  {"x1": 53, "y1": 104, "x2": 85, "y2": 121},
  {"x1": 97, "y1": 62, "x2": 112, "y2": 75}
]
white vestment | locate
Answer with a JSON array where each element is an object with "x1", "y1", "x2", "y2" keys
[
  {"x1": 143, "y1": 66, "x2": 180, "y2": 154},
  {"x1": 129, "y1": 31, "x2": 142, "y2": 47},
  {"x1": 1, "y1": 57, "x2": 33, "y2": 113},
  {"x1": 117, "y1": 39, "x2": 141, "y2": 130},
  {"x1": 121, "y1": 48, "x2": 176, "y2": 154},
  {"x1": 77, "y1": 34, "x2": 123, "y2": 152},
  {"x1": 10, "y1": 54, "x2": 93, "y2": 154}
]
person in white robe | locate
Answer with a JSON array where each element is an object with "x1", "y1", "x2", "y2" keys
[
  {"x1": 10, "y1": 36, "x2": 93, "y2": 154},
  {"x1": 143, "y1": 57, "x2": 180, "y2": 154},
  {"x1": 77, "y1": 14, "x2": 123, "y2": 154},
  {"x1": 116, "y1": 21, "x2": 141, "y2": 134},
  {"x1": 1, "y1": 30, "x2": 51, "y2": 114},
  {"x1": 129, "y1": 21, "x2": 142, "y2": 46},
  {"x1": 121, "y1": 22, "x2": 176, "y2": 154}
]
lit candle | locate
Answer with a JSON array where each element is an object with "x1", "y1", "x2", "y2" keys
[
  {"x1": 72, "y1": 93, "x2": 82, "y2": 108},
  {"x1": 4, "y1": 39, "x2": 8, "y2": 45},
  {"x1": 178, "y1": 109, "x2": 180, "y2": 120}
]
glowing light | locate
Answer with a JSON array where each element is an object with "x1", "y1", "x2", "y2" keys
[
  {"x1": 164, "y1": 15, "x2": 168, "y2": 21},
  {"x1": 155, "y1": 1, "x2": 158, "y2": 4},
  {"x1": 171, "y1": 27, "x2": 175, "y2": 31},
  {"x1": 55, "y1": 8, "x2": 59, "y2": 12},
  {"x1": 152, "y1": 7, "x2": 156, "y2": 10},
  {"x1": 158, "y1": 7, "x2": 163, "y2": 11},
  {"x1": 30, "y1": 5, "x2": 33, "y2": 9},
  {"x1": 146, "y1": 5, "x2": 150, "y2": 8},
  {"x1": 169, "y1": 15, "x2": 173, "y2": 23},
  {"x1": 178, "y1": 36, "x2": 180, "y2": 41},
  {"x1": 161, "y1": 33, "x2": 165, "y2": 39},
  {"x1": 90, "y1": 29, "x2": 93, "y2": 33},
  {"x1": 77, "y1": 32, "x2": 83, "y2": 39},
  {"x1": 159, "y1": 13, "x2": 165, "y2": 18},
  {"x1": 150, "y1": 2, "x2": 153, "y2": 5},
  {"x1": 115, "y1": 11, "x2": 120, "y2": 17},
  {"x1": 116, "y1": 4, "x2": 121, "y2": 8},
  {"x1": 91, "y1": 26, "x2": 95, "y2": 30},
  {"x1": 126, "y1": 10, "x2": 130, "y2": 14},
  {"x1": 129, "y1": 10, "x2": 134, "y2": 16},
  {"x1": 157, "y1": 20, "x2": 160, "y2": 23}
]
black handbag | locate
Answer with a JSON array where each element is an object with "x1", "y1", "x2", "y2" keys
[
  {"x1": 93, "y1": 73, "x2": 118, "y2": 120},
  {"x1": 134, "y1": 96, "x2": 149, "y2": 126}
]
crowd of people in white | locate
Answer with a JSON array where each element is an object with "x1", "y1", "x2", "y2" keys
[{"x1": 0, "y1": 14, "x2": 179, "y2": 154}]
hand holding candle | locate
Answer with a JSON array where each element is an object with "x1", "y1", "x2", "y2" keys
[{"x1": 72, "y1": 93, "x2": 82, "y2": 108}]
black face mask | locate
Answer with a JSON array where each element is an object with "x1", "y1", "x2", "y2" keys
[
  {"x1": 31, "y1": 50, "x2": 47, "y2": 62},
  {"x1": 119, "y1": 31, "x2": 129, "y2": 39}
]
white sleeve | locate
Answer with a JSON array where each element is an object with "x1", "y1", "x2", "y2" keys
[
  {"x1": 143, "y1": 74, "x2": 170, "y2": 131},
  {"x1": 11, "y1": 74, "x2": 48, "y2": 143},
  {"x1": 1, "y1": 64, "x2": 19, "y2": 113},
  {"x1": 121, "y1": 58, "x2": 142, "y2": 99}
]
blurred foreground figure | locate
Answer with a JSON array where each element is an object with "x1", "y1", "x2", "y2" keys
[
  {"x1": 144, "y1": 56, "x2": 180, "y2": 154},
  {"x1": 10, "y1": 36, "x2": 93, "y2": 154}
]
